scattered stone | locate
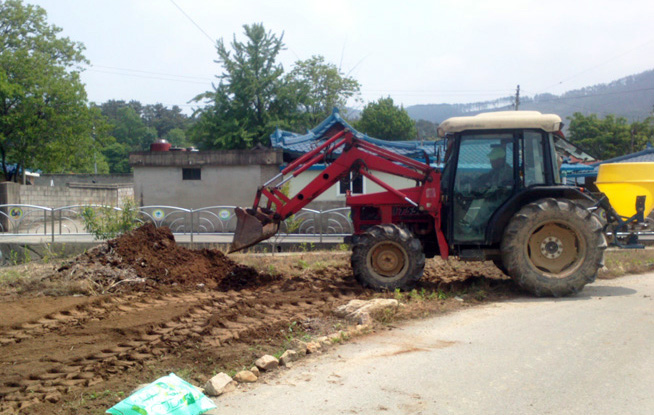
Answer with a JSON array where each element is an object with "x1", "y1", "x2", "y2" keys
[
  {"x1": 250, "y1": 366, "x2": 260, "y2": 377},
  {"x1": 279, "y1": 350, "x2": 298, "y2": 366},
  {"x1": 328, "y1": 331, "x2": 348, "y2": 344},
  {"x1": 334, "y1": 299, "x2": 399, "y2": 324},
  {"x1": 204, "y1": 373, "x2": 236, "y2": 396},
  {"x1": 316, "y1": 336, "x2": 331, "y2": 347},
  {"x1": 347, "y1": 324, "x2": 368, "y2": 336},
  {"x1": 234, "y1": 370, "x2": 258, "y2": 383},
  {"x1": 305, "y1": 341, "x2": 322, "y2": 354},
  {"x1": 255, "y1": 355, "x2": 279, "y2": 371},
  {"x1": 290, "y1": 339, "x2": 308, "y2": 355},
  {"x1": 455, "y1": 296, "x2": 464, "y2": 302}
]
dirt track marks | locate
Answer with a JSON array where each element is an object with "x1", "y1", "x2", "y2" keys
[{"x1": 0, "y1": 281, "x2": 361, "y2": 414}]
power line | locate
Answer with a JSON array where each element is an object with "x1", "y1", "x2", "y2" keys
[
  {"x1": 168, "y1": 0, "x2": 215, "y2": 45},
  {"x1": 90, "y1": 65, "x2": 211, "y2": 81},
  {"x1": 537, "y1": 37, "x2": 654, "y2": 94},
  {"x1": 525, "y1": 86, "x2": 654, "y2": 103},
  {"x1": 87, "y1": 68, "x2": 211, "y2": 85}
]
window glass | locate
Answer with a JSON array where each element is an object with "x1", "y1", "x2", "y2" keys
[
  {"x1": 182, "y1": 168, "x2": 201, "y2": 180},
  {"x1": 452, "y1": 134, "x2": 514, "y2": 242},
  {"x1": 338, "y1": 173, "x2": 364, "y2": 195},
  {"x1": 549, "y1": 134, "x2": 562, "y2": 184},
  {"x1": 523, "y1": 131, "x2": 547, "y2": 186}
]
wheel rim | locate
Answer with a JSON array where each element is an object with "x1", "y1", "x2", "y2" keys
[
  {"x1": 367, "y1": 241, "x2": 409, "y2": 281},
  {"x1": 527, "y1": 222, "x2": 586, "y2": 277}
]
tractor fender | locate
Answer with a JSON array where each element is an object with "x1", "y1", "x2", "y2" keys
[{"x1": 486, "y1": 186, "x2": 596, "y2": 244}]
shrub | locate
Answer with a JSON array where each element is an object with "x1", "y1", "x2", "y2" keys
[{"x1": 81, "y1": 198, "x2": 140, "y2": 240}]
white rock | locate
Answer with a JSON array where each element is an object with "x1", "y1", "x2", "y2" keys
[
  {"x1": 234, "y1": 370, "x2": 258, "y2": 383},
  {"x1": 204, "y1": 373, "x2": 236, "y2": 396},
  {"x1": 317, "y1": 336, "x2": 331, "y2": 347},
  {"x1": 279, "y1": 350, "x2": 298, "y2": 366},
  {"x1": 290, "y1": 339, "x2": 308, "y2": 355},
  {"x1": 306, "y1": 341, "x2": 322, "y2": 354},
  {"x1": 334, "y1": 299, "x2": 399, "y2": 324},
  {"x1": 255, "y1": 355, "x2": 279, "y2": 371}
]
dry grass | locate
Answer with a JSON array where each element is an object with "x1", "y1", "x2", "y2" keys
[
  {"x1": 600, "y1": 248, "x2": 654, "y2": 279},
  {"x1": 230, "y1": 251, "x2": 351, "y2": 278}
]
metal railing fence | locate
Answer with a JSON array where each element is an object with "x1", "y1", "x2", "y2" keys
[{"x1": 0, "y1": 204, "x2": 353, "y2": 243}]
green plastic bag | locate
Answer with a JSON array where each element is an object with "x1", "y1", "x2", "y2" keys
[{"x1": 106, "y1": 373, "x2": 216, "y2": 415}]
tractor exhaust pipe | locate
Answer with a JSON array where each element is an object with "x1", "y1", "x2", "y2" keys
[{"x1": 228, "y1": 207, "x2": 280, "y2": 253}]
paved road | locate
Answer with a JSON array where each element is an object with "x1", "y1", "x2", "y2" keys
[{"x1": 210, "y1": 273, "x2": 654, "y2": 415}]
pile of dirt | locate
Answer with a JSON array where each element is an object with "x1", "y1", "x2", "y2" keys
[{"x1": 54, "y1": 223, "x2": 277, "y2": 293}]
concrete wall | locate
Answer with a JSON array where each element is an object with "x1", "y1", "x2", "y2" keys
[
  {"x1": 34, "y1": 174, "x2": 133, "y2": 187},
  {"x1": 0, "y1": 182, "x2": 21, "y2": 231},
  {"x1": 133, "y1": 165, "x2": 280, "y2": 208},
  {"x1": 0, "y1": 182, "x2": 134, "y2": 208},
  {"x1": 130, "y1": 149, "x2": 282, "y2": 208}
]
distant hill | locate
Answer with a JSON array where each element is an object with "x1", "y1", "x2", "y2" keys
[{"x1": 406, "y1": 69, "x2": 654, "y2": 125}]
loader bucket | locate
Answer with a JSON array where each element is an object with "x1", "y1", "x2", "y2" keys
[
  {"x1": 229, "y1": 207, "x2": 280, "y2": 253},
  {"x1": 596, "y1": 162, "x2": 654, "y2": 218}
]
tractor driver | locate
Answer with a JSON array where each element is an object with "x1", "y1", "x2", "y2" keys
[
  {"x1": 458, "y1": 146, "x2": 514, "y2": 238},
  {"x1": 479, "y1": 146, "x2": 513, "y2": 188}
]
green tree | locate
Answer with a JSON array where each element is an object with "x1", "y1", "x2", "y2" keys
[
  {"x1": 191, "y1": 23, "x2": 286, "y2": 149},
  {"x1": 0, "y1": 0, "x2": 102, "y2": 179},
  {"x1": 111, "y1": 106, "x2": 156, "y2": 151},
  {"x1": 355, "y1": 97, "x2": 417, "y2": 141},
  {"x1": 101, "y1": 139, "x2": 131, "y2": 173},
  {"x1": 163, "y1": 127, "x2": 191, "y2": 148},
  {"x1": 281, "y1": 55, "x2": 360, "y2": 129},
  {"x1": 415, "y1": 119, "x2": 439, "y2": 140},
  {"x1": 142, "y1": 103, "x2": 189, "y2": 138},
  {"x1": 566, "y1": 113, "x2": 650, "y2": 160}
]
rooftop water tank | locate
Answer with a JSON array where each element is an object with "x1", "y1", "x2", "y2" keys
[{"x1": 150, "y1": 138, "x2": 171, "y2": 152}]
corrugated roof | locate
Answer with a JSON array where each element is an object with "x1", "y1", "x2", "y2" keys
[
  {"x1": 590, "y1": 145, "x2": 654, "y2": 166},
  {"x1": 562, "y1": 145, "x2": 654, "y2": 178},
  {"x1": 270, "y1": 108, "x2": 444, "y2": 162}
]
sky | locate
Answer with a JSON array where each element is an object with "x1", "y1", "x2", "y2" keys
[{"x1": 26, "y1": 0, "x2": 654, "y2": 114}]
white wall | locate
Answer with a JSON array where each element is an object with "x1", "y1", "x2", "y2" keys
[
  {"x1": 286, "y1": 169, "x2": 416, "y2": 209},
  {"x1": 134, "y1": 165, "x2": 279, "y2": 208}
]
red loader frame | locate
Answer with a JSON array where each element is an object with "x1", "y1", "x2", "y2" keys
[{"x1": 231, "y1": 130, "x2": 448, "y2": 258}]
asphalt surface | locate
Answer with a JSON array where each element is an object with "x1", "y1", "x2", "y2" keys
[{"x1": 210, "y1": 273, "x2": 654, "y2": 415}]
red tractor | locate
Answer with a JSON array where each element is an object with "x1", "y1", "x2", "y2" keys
[{"x1": 230, "y1": 111, "x2": 608, "y2": 297}]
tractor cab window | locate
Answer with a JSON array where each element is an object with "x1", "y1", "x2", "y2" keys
[
  {"x1": 452, "y1": 134, "x2": 515, "y2": 242},
  {"x1": 523, "y1": 131, "x2": 547, "y2": 186}
]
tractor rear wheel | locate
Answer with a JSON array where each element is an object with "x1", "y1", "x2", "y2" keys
[
  {"x1": 351, "y1": 224, "x2": 425, "y2": 291},
  {"x1": 501, "y1": 198, "x2": 607, "y2": 297}
]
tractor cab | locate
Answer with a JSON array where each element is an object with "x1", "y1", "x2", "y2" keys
[{"x1": 438, "y1": 111, "x2": 565, "y2": 248}]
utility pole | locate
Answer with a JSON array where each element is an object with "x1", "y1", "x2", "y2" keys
[{"x1": 514, "y1": 85, "x2": 520, "y2": 111}]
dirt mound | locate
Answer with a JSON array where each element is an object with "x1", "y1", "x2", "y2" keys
[{"x1": 54, "y1": 223, "x2": 275, "y2": 293}]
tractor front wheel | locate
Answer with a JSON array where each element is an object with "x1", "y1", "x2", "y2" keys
[
  {"x1": 351, "y1": 224, "x2": 425, "y2": 291},
  {"x1": 501, "y1": 198, "x2": 607, "y2": 297}
]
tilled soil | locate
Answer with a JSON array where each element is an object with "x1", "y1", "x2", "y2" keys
[{"x1": 0, "y1": 224, "x2": 511, "y2": 414}]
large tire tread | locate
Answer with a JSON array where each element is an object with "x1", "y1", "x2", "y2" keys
[
  {"x1": 351, "y1": 224, "x2": 425, "y2": 291},
  {"x1": 501, "y1": 198, "x2": 607, "y2": 297}
]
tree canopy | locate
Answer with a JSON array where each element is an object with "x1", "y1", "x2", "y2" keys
[
  {"x1": 191, "y1": 23, "x2": 286, "y2": 150},
  {"x1": 567, "y1": 112, "x2": 654, "y2": 160},
  {"x1": 0, "y1": 0, "x2": 107, "y2": 179},
  {"x1": 96, "y1": 100, "x2": 192, "y2": 173},
  {"x1": 355, "y1": 97, "x2": 417, "y2": 141},
  {"x1": 282, "y1": 55, "x2": 360, "y2": 129},
  {"x1": 191, "y1": 24, "x2": 361, "y2": 150}
]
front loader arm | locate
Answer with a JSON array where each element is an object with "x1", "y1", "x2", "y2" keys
[{"x1": 229, "y1": 130, "x2": 435, "y2": 253}]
